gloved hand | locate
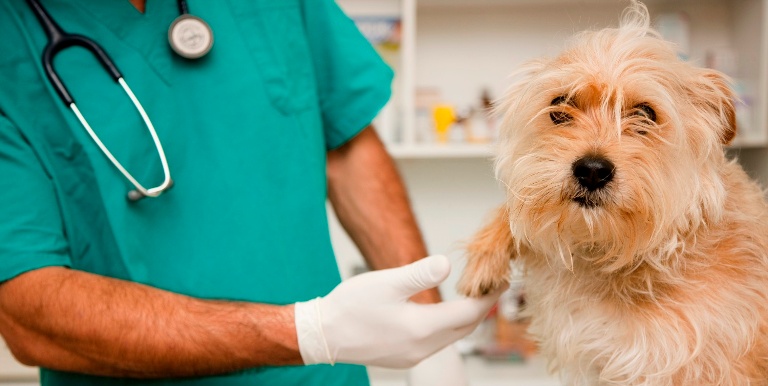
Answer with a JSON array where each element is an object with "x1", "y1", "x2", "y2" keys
[
  {"x1": 407, "y1": 344, "x2": 468, "y2": 386},
  {"x1": 294, "y1": 255, "x2": 505, "y2": 368}
]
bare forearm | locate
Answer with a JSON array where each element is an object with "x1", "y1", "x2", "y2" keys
[
  {"x1": 327, "y1": 127, "x2": 439, "y2": 303},
  {"x1": 0, "y1": 267, "x2": 300, "y2": 378}
]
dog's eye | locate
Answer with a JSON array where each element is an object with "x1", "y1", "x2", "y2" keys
[
  {"x1": 550, "y1": 95, "x2": 573, "y2": 125},
  {"x1": 632, "y1": 103, "x2": 656, "y2": 122}
]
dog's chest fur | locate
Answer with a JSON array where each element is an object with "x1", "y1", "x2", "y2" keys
[{"x1": 521, "y1": 248, "x2": 768, "y2": 386}]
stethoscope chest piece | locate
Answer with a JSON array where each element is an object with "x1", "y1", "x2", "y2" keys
[{"x1": 168, "y1": 14, "x2": 213, "y2": 59}]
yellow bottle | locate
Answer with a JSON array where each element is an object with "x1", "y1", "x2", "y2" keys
[{"x1": 432, "y1": 104, "x2": 456, "y2": 144}]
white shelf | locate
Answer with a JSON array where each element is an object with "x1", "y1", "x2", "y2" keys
[{"x1": 387, "y1": 143, "x2": 494, "y2": 159}]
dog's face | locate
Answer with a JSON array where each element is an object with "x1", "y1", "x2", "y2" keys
[{"x1": 496, "y1": 9, "x2": 736, "y2": 272}]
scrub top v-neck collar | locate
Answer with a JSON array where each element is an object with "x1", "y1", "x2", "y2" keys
[{"x1": 66, "y1": 0, "x2": 178, "y2": 85}]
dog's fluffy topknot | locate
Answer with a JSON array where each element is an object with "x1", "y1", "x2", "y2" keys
[{"x1": 620, "y1": 0, "x2": 653, "y2": 37}]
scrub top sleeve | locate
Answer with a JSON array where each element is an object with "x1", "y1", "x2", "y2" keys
[
  {"x1": 302, "y1": 0, "x2": 395, "y2": 150},
  {"x1": 0, "y1": 114, "x2": 71, "y2": 283}
]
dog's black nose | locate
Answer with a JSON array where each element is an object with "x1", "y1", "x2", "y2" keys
[{"x1": 572, "y1": 156, "x2": 614, "y2": 191}]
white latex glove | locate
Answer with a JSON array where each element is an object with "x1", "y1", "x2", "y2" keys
[
  {"x1": 407, "y1": 344, "x2": 469, "y2": 386},
  {"x1": 294, "y1": 255, "x2": 504, "y2": 368}
]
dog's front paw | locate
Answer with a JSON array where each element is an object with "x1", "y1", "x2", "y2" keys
[
  {"x1": 457, "y1": 269, "x2": 508, "y2": 297},
  {"x1": 457, "y1": 206, "x2": 516, "y2": 298}
]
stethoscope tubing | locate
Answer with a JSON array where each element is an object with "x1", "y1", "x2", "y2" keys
[
  {"x1": 26, "y1": 0, "x2": 173, "y2": 201},
  {"x1": 70, "y1": 79, "x2": 173, "y2": 199},
  {"x1": 27, "y1": 0, "x2": 123, "y2": 105},
  {"x1": 177, "y1": 0, "x2": 189, "y2": 15}
]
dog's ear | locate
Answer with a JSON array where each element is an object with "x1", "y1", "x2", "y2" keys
[{"x1": 696, "y1": 70, "x2": 737, "y2": 145}]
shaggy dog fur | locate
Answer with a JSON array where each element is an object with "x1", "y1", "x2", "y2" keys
[{"x1": 457, "y1": 3, "x2": 768, "y2": 385}]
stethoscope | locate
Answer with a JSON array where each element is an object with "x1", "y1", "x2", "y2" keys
[{"x1": 26, "y1": 0, "x2": 214, "y2": 201}]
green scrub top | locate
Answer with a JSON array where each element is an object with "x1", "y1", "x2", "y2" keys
[{"x1": 0, "y1": 1, "x2": 393, "y2": 385}]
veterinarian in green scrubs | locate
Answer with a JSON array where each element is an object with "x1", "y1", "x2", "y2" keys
[{"x1": 0, "y1": 1, "x2": 498, "y2": 385}]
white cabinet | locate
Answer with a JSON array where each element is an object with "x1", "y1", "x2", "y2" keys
[{"x1": 338, "y1": 0, "x2": 768, "y2": 155}]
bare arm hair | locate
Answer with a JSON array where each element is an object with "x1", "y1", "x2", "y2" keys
[
  {"x1": 326, "y1": 126, "x2": 440, "y2": 303},
  {"x1": 0, "y1": 267, "x2": 301, "y2": 378}
]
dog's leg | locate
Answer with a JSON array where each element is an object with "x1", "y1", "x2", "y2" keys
[{"x1": 457, "y1": 206, "x2": 516, "y2": 297}]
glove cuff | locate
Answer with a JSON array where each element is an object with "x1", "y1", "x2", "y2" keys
[{"x1": 294, "y1": 297, "x2": 334, "y2": 365}]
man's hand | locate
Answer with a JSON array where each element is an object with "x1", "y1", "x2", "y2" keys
[{"x1": 294, "y1": 255, "x2": 505, "y2": 368}]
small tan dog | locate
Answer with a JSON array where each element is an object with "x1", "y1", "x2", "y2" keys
[{"x1": 458, "y1": 2, "x2": 768, "y2": 385}]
